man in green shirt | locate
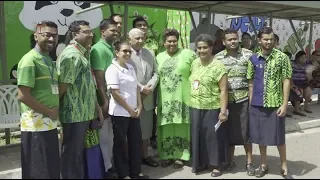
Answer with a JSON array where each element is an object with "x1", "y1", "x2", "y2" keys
[
  {"x1": 247, "y1": 27, "x2": 292, "y2": 178},
  {"x1": 17, "y1": 20, "x2": 60, "y2": 179},
  {"x1": 57, "y1": 20, "x2": 104, "y2": 179},
  {"x1": 214, "y1": 28, "x2": 255, "y2": 176},
  {"x1": 90, "y1": 18, "x2": 119, "y2": 177}
]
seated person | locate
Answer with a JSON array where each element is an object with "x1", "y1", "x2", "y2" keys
[{"x1": 290, "y1": 51, "x2": 313, "y2": 116}]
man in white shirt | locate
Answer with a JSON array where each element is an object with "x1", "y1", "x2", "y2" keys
[{"x1": 128, "y1": 28, "x2": 159, "y2": 167}]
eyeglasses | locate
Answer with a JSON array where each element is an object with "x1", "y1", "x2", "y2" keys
[
  {"x1": 38, "y1": 32, "x2": 58, "y2": 39},
  {"x1": 79, "y1": 29, "x2": 93, "y2": 35}
]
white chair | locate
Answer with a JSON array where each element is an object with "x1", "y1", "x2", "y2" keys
[{"x1": 0, "y1": 85, "x2": 20, "y2": 128}]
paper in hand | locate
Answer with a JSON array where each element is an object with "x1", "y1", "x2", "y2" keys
[{"x1": 215, "y1": 120, "x2": 222, "y2": 132}]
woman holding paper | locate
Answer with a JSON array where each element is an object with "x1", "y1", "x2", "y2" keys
[{"x1": 189, "y1": 34, "x2": 229, "y2": 177}]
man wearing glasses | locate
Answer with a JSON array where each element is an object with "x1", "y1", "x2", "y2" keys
[
  {"x1": 56, "y1": 20, "x2": 104, "y2": 179},
  {"x1": 17, "y1": 21, "x2": 60, "y2": 179}
]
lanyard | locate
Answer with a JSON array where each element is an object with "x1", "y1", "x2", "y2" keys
[{"x1": 34, "y1": 48, "x2": 55, "y2": 84}]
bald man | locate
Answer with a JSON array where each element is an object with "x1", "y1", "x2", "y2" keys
[{"x1": 128, "y1": 28, "x2": 159, "y2": 167}]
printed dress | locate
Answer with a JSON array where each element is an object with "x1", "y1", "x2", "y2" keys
[{"x1": 156, "y1": 48, "x2": 196, "y2": 161}]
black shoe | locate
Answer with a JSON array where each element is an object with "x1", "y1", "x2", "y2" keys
[
  {"x1": 142, "y1": 157, "x2": 159, "y2": 167},
  {"x1": 281, "y1": 169, "x2": 294, "y2": 179},
  {"x1": 192, "y1": 166, "x2": 206, "y2": 175},
  {"x1": 108, "y1": 166, "x2": 117, "y2": 173},
  {"x1": 255, "y1": 166, "x2": 268, "y2": 178},
  {"x1": 246, "y1": 163, "x2": 255, "y2": 176}
]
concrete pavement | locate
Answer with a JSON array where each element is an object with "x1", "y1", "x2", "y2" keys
[{"x1": 1, "y1": 103, "x2": 320, "y2": 179}]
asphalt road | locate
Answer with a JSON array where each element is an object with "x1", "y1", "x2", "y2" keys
[{"x1": 142, "y1": 127, "x2": 320, "y2": 179}]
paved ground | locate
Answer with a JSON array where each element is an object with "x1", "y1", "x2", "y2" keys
[{"x1": 1, "y1": 102, "x2": 320, "y2": 179}]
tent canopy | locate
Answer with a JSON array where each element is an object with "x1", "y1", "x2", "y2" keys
[{"x1": 89, "y1": 1, "x2": 320, "y2": 22}]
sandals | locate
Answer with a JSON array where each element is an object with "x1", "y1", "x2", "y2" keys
[
  {"x1": 142, "y1": 157, "x2": 159, "y2": 167},
  {"x1": 255, "y1": 165, "x2": 268, "y2": 178},
  {"x1": 211, "y1": 168, "x2": 222, "y2": 177},
  {"x1": 281, "y1": 169, "x2": 294, "y2": 179},
  {"x1": 246, "y1": 163, "x2": 255, "y2": 176}
]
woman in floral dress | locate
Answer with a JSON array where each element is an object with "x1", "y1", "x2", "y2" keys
[{"x1": 156, "y1": 28, "x2": 197, "y2": 168}]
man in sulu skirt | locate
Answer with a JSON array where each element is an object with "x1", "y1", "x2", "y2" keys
[
  {"x1": 247, "y1": 26, "x2": 293, "y2": 179},
  {"x1": 214, "y1": 28, "x2": 255, "y2": 176}
]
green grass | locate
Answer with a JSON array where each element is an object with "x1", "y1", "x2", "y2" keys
[{"x1": 0, "y1": 136, "x2": 21, "y2": 146}]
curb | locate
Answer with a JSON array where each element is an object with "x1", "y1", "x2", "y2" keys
[
  {"x1": 0, "y1": 168, "x2": 21, "y2": 179},
  {"x1": 286, "y1": 119, "x2": 320, "y2": 133}
]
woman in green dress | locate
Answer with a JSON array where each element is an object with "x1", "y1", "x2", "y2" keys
[{"x1": 156, "y1": 28, "x2": 197, "y2": 168}]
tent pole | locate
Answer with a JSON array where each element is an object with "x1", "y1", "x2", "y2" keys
[
  {"x1": 189, "y1": 11, "x2": 198, "y2": 36},
  {"x1": 0, "y1": 1, "x2": 8, "y2": 84},
  {"x1": 308, "y1": 19, "x2": 313, "y2": 57},
  {"x1": 207, "y1": 6, "x2": 212, "y2": 33},
  {"x1": 123, "y1": 2, "x2": 129, "y2": 36},
  {"x1": 289, "y1": 19, "x2": 304, "y2": 51},
  {"x1": 269, "y1": 13, "x2": 273, "y2": 28},
  {"x1": 109, "y1": 2, "x2": 114, "y2": 15},
  {"x1": 248, "y1": 16, "x2": 258, "y2": 38}
]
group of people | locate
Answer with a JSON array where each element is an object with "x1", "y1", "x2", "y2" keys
[{"x1": 17, "y1": 12, "x2": 313, "y2": 179}]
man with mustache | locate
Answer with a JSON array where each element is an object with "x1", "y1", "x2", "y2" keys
[
  {"x1": 247, "y1": 27, "x2": 293, "y2": 179},
  {"x1": 57, "y1": 20, "x2": 104, "y2": 179},
  {"x1": 17, "y1": 20, "x2": 60, "y2": 179},
  {"x1": 214, "y1": 28, "x2": 254, "y2": 176}
]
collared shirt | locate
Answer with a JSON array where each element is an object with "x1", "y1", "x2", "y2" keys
[
  {"x1": 189, "y1": 58, "x2": 227, "y2": 109},
  {"x1": 106, "y1": 60, "x2": 138, "y2": 117},
  {"x1": 56, "y1": 40, "x2": 97, "y2": 123},
  {"x1": 17, "y1": 49, "x2": 59, "y2": 132},
  {"x1": 215, "y1": 48, "x2": 253, "y2": 103},
  {"x1": 247, "y1": 48, "x2": 292, "y2": 107},
  {"x1": 90, "y1": 39, "x2": 115, "y2": 105}
]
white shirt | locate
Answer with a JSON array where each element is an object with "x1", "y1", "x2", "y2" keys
[{"x1": 105, "y1": 59, "x2": 138, "y2": 117}]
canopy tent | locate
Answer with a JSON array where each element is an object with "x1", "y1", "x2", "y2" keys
[{"x1": 78, "y1": 1, "x2": 319, "y2": 56}]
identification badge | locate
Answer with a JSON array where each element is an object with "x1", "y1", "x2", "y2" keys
[
  {"x1": 51, "y1": 84, "x2": 59, "y2": 95},
  {"x1": 193, "y1": 80, "x2": 200, "y2": 90}
]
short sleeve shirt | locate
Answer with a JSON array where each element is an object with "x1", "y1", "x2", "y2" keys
[
  {"x1": 56, "y1": 40, "x2": 97, "y2": 123},
  {"x1": 189, "y1": 58, "x2": 227, "y2": 110},
  {"x1": 90, "y1": 39, "x2": 115, "y2": 104},
  {"x1": 106, "y1": 60, "x2": 138, "y2": 117},
  {"x1": 215, "y1": 48, "x2": 252, "y2": 103},
  {"x1": 247, "y1": 48, "x2": 292, "y2": 107},
  {"x1": 17, "y1": 49, "x2": 59, "y2": 132}
]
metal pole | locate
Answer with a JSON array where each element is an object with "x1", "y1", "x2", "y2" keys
[
  {"x1": 207, "y1": 6, "x2": 212, "y2": 33},
  {"x1": 269, "y1": 13, "x2": 273, "y2": 28},
  {"x1": 248, "y1": 16, "x2": 258, "y2": 38},
  {"x1": 189, "y1": 11, "x2": 198, "y2": 36},
  {"x1": 123, "y1": 2, "x2": 129, "y2": 36},
  {"x1": 309, "y1": 19, "x2": 313, "y2": 58},
  {"x1": 108, "y1": 2, "x2": 114, "y2": 15},
  {"x1": 0, "y1": 1, "x2": 10, "y2": 144},
  {"x1": 289, "y1": 19, "x2": 304, "y2": 51}
]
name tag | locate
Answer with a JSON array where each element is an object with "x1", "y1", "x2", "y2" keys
[
  {"x1": 193, "y1": 80, "x2": 200, "y2": 90},
  {"x1": 51, "y1": 84, "x2": 59, "y2": 95}
]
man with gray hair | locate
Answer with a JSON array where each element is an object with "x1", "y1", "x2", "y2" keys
[{"x1": 128, "y1": 28, "x2": 159, "y2": 167}]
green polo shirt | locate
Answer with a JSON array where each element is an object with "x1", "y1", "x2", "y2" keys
[
  {"x1": 57, "y1": 40, "x2": 97, "y2": 123},
  {"x1": 189, "y1": 58, "x2": 227, "y2": 110},
  {"x1": 17, "y1": 49, "x2": 59, "y2": 132},
  {"x1": 90, "y1": 39, "x2": 114, "y2": 105}
]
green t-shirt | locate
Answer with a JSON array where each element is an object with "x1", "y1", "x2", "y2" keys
[
  {"x1": 189, "y1": 58, "x2": 227, "y2": 110},
  {"x1": 57, "y1": 40, "x2": 97, "y2": 123},
  {"x1": 17, "y1": 49, "x2": 59, "y2": 132},
  {"x1": 90, "y1": 39, "x2": 114, "y2": 105}
]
